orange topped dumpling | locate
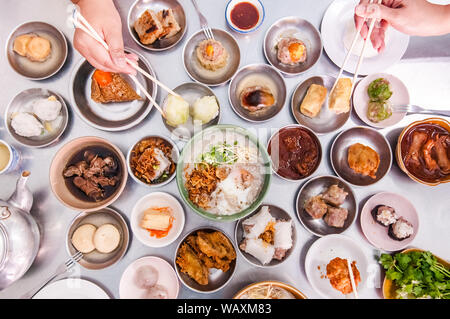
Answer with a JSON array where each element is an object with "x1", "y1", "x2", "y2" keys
[{"x1": 277, "y1": 37, "x2": 307, "y2": 65}]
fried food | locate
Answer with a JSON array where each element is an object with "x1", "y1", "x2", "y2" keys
[
  {"x1": 91, "y1": 70, "x2": 142, "y2": 103},
  {"x1": 176, "y1": 242, "x2": 209, "y2": 285},
  {"x1": 300, "y1": 84, "x2": 327, "y2": 118},
  {"x1": 326, "y1": 257, "x2": 361, "y2": 295},
  {"x1": 196, "y1": 231, "x2": 236, "y2": 263},
  {"x1": 134, "y1": 10, "x2": 164, "y2": 45},
  {"x1": 329, "y1": 78, "x2": 352, "y2": 114},
  {"x1": 184, "y1": 164, "x2": 219, "y2": 210},
  {"x1": 157, "y1": 9, "x2": 181, "y2": 39},
  {"x1": 347, "y1": 143, "x2": 380, "y2": 179},
  {"x1": 13, "y1": 34, "x2": 51, "y2": 62}
]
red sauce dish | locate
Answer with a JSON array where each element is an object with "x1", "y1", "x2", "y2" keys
[{"x1": 226, "y1": 1, "x2": 264, "y2": 33}]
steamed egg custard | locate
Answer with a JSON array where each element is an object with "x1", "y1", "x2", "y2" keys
[{"x1": 183, "y1": 130, "x2": 266, "y2": 216}]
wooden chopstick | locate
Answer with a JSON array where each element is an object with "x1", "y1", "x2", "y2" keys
[{"x1": 346, "y1": 259, "x2": 359, "y2": 299}]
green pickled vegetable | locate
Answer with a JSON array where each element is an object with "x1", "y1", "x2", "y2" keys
[{"x1": 368, "y1": 78, "x2": 392, "y2": 102}]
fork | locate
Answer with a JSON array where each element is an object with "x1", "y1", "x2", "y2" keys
[
  {"x1": 21, "y1": 251, "x2": 83, "y2": 299},
  {"x1": 392, "y1": 105, "x2": 450, "y2": 117},
  {"x1": 190, "y1": 0, "x2": 215, "y2": 40}
]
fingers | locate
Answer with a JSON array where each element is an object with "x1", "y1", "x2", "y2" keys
[
  {"x1": 103, "y1": 23, "x2": 136, "y2": 74},
  {"x1": 355, "y1": 3, "x2": 398, "y2": 22},
  {"x1": 354, "y1": 0, "x2": 370, "y2": 38}
]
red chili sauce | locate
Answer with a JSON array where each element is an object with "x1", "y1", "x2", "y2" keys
[
  {"x1": 230, "y1": 2, "x2": 259, "y2": 30},
  {"x1": 268, "y1": 127, "x2": 320, "y2": 180}
]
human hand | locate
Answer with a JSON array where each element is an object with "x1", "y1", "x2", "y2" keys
[
  {"x1": 354, "y1": 0, "x2": 450, "y2": 53},
  {"x1": 72, "y1": 0, "x2": 137, "y2": 74}
]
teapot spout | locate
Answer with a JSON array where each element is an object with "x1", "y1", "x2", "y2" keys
[{"x1": 8, "y1": 171, "x2": 33, "y2": 213}]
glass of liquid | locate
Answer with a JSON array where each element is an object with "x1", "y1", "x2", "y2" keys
[{"x1": 0, "y1": 140, "x2": 20, "y2": 174}]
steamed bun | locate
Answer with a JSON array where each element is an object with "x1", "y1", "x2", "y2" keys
[
  {"x1": 164, "y1": 94, "x2": 189, "y2": 127},
  {"x1": 192, "y1": 95, "x2": 219, "y2": 124}
]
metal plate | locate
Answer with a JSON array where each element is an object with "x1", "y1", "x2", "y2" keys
[
  {"x1": 183, "y1": 29, "x2": 240, "y2": 86},
  {"x1": 6, "y1": 21, "x2": 67, "y2": 80},
  {"x1": 5, "y1": 88, "x2": 68, "y2": 148},
  {"x1": 69, "y1": 48, "x2": 156, "y2": 131},
  {"x1": 296, "y1": 175, "x2": 358, "y2": 237},
  {"x1": 264, "y1": 16, "x2": 322, "y2": 75},
  {"x1": 330, "y1": 126, "x2": 392, "y2": 186},
  {"x1": 127, "y1": 0, "x2": 187, "y2": 51},
  {"x1": 228, "y1": 64, "x2": 286, "y2": 122},
  {"x1": 161, "y1": 82, "x2": 221, "y2": 141},
  {"x1": 291, "y1": 75, "x2": 350, "y2": 134},
  {"x1": 66, "y1": 207, "x2": 130, "y2": 270},
  {"x1": 235, "y1": 204, "x2": 297, "y2": 267}
]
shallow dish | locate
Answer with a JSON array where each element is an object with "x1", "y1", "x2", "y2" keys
[
  {"x1": 396, "y1": 117, "x2": 450, "y2": 186},
  {"x1": 296, "y1": 175, "x2": 357, "y2": 237},
  {"x1": 6, "y1": 21, "x2": 68, "y2": 80},
  {"x1": 176, "y1": 124, "x2": 271, "y2": 222},
  {"x1": 174, "y1": 226, "x2": 237, "y2": 293},
  {"x1": 119, "y1": 256, "x2": 179, "y2": 299},
  {"x1": 127, "y1": 135, "x2": 179, "y2": 187},
  {"x1": 183, "y1": 29, "x2": 240, "y2": 86},
  {"x1": 127, "y1": 0, "x2": 187, "y2": 51},
  {"x1": 66, "y1": 207, "x2": 129, "y2": 270},
  {"x1": 228, "y1": 63, "x2": 286, "y2": 122},
  {"x1": 360, "y1": 192, "x2": 419, "y2": 252},
  {"x1": 33, "y1": 278, "x2": 109, "y2": 299},
  {"x1": 291, "y1": 75, "x2": 350, "y2": 134},
  {"x1": 49, "y1": 136, "x2": 127, "y2": 212},
  {"x1": 304, "y1": 234, "x2": 369, "y2": 299},
  {"x1": 130, "y1": 192, "x2": 185, "y2": 248},
  {"x1": 321, "y1": 0, "x2": 409, "y2": 75},
  {"x1": 69, "y1": 48, "x2": 156, "y2": 131},
  {"x1": 264, "y1": 16, "x2": 322, "y2": 75},
  {"x1": 233, "y1": 280, "x2": 307, "y2": 299},
  {"x1": 353, "y1": 73, "x2": 409, "y2": 128},
  {"x1": 235, "y1": 204, "x2": 296, "y2": 268},
  {"x1": 225, "y1": 0, "x2": 265, "y2": 34},
  {"x1": 162, "y1": 82, "x2": 221, "y2": 141},
  {"x1": 330, "y1": 126, "x2": 392, "y2": 186},
  {"x1": 5, "y1": 88, "x2": 68, "y2": 148}
]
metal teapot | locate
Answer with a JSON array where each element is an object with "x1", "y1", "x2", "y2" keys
[{"x1": 0, "y1": 171, "x2": 40, "y2": 290}]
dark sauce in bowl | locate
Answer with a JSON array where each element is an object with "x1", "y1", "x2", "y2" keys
[{"x1": 230, "y1": 2, "x2": 259, "y2": 30}]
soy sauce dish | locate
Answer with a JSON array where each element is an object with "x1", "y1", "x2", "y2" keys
[{"x1": 225, "y1": 0, "x2": 265, "y2": 34}]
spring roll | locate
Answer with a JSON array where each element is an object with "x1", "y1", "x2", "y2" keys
[
  {"x1": 329, "y1": 78, "x2": 352, "y2": 114},
  {"x1": 300, "y1": 84, "x2": 327, "y2": 118}
]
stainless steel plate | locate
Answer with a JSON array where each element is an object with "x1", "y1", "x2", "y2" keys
[
  {"x1": 161, "y1": 82, "x2": 221, "y2": 141},
  {"x1": 183, "y1": 29, "x2": 240, "y2": 86},
  {"x1": 69, "y1": 48, "x2": 156, "y2": 131},
  {"x1": 127, "y1": 0, "x2": 187, "y2": 51},
  {"x1": 5, "y1": 88, "x2": 68, "y2": 148},
  {"x1": 228, "y1": 64, "x2": 286, "y2": 122},
  {"x1": 296, "y1": 175, "x2": 358, "y2": 237},
  {"x1": 235, "y1": 204, "x2": 297, "y2": 267},
  {"x1": 330, "y1": 127, "x2": 392, "y2": 186},
  {"x1": 264, "y1": 16, "x2": 322, "y2": 75},
  {"x1": 6, "y1": 21, "x2": 67, "y2": 80},
  {"x1": 66, "y1": 207, "x2": 130, "y2": 270},
  {"x1": 291, "y1": 75, "x2": 350, "y2": 134},
  {"x1": 174, "y1": 227, "x2": 237, "y2": 293}
]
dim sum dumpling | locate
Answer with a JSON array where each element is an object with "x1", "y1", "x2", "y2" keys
[
  {"x1": 242, "y1": 205, "x2": 275, "y2": 238},
  {"x1": 274, "y1": 221, "x2": 293, "y2": 250},
  {"x1": 241, "y1": 238, "x2": 275, "y2": 265}
]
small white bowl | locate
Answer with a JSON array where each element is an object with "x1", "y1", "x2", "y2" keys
[
  {"x1": 131, "y1": 192, "x2": 185, "y2": 248},
  {"x1": 225, "y1": 0, "x2": 265, "y2": 34}
]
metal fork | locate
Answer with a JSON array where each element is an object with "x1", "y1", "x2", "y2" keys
[
  {"x1": 21, "y1": 251, "x2": 83, "y2": 299},
  {"x1": 190, "y1": 0, "x2": 215, "y2": 40},
  {"x1": 393, "y1": 105, "x2": 450, "y2": 117}
]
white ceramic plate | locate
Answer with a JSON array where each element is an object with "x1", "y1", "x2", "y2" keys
[
  {"x1": 353, "y1": 73, "x2": 409, "y2": 128},
  {"x1": 321, "y1": 0, "x2": 409, "y2": 75},
  {"x1": 131, "y1": 192, "x2": 185, "y2": 248},
  {"x1": 119, "y1": 256, "x2": 179, "y2": 299},
  {"x1": 305, "y1": 234, "x2": 369, "y2": 299},
  {"x1": 32, "y1": 278, "x2": 110, "y2": 299}
]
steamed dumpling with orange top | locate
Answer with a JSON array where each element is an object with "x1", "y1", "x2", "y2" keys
[
  {"x1": 277, "y1": 37, "x2": 307, "y2": 65},
  {"x1": 196, "y1": 39, "x2": 228, "y2": 71}
]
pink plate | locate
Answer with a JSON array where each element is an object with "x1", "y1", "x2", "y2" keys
[
  {"x1": 360, "y1": 192, "x2": 419, "y2": 251},
  {"x1": 119, "y1": 256, "x2": 179, "y2": 299}
]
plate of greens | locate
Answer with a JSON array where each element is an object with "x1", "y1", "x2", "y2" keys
[{"x1": 381, "y1": 248, "x2": 450, "y2": 299}]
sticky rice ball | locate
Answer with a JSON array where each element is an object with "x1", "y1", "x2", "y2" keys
[
  {"x1": 192, "y1": 95, "x2": 219, "y2": 124},
  {"x1": 164, "y1": 94, "x2": 190, "y2": 127}
]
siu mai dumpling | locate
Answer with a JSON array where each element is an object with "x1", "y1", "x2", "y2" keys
[
  {"x1": 300, "y1": 84, "x2": 327, "y2": 118},
  {"x1": 329, "y1": 78, "x2": 352, "y2": 114}
]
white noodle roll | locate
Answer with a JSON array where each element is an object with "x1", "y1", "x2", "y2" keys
[
  {"x1": 274, "y1": 220, "x2": 293, "y2": 249},
  {"x1": 242, "y1": 206, "x2": 274, "y2": 238},
  {"x1": 243, "y1": 238, "x2": 275, "y2": 265}
]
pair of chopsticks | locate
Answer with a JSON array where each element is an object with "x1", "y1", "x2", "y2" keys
[
  {"x1": 347, "y1": 259, "x2": 359, "y2": 299},
  {"x1": 330, "y1": 0, "x2": 382, "y2": 95},
  {"x1": 70, "y1": 10, "x2": 180, "y2": 118}
]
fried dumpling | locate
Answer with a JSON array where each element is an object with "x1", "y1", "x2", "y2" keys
[{"x1": 347, "y1": 143, "x2": 380, "y2": 179}]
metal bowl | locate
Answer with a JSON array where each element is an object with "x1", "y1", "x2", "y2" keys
[
  {"x1": 183, "y1": 29, "x2": 240, "y2": 86},
  {"x1": 126, "y1": 135, "x2": 179, "y2": 188},
  {"x1": 162, "y1": 82, "x2": 221, "y2": 141},
  {"x1": 296, "y1": 175, "x2": 358, "y2": 237},
  {"x1": 5, "y1": 88, "x2": 68, "y2": 148},
  {"x1": 235, "y1": 204, "x2": 297, "y2": 267},
  {"x1": 6, "y1": 21, "x2": 68, "y2": 80},
  {"x1": 264, "y1": 16, "x2": 322, "y2": 76},
  {"x1": 66, "y1": 207, "x2": 129, "y2": 270},
  {"x1": 228, "y1": 63, "x2": 286, "y2": 122},
  {"x1": 291, "y1": 75, "x2": 350, "y2": 134},
  {"x1": 69, "y1": 47, "x2": 156, "y2": 131},
  {"x1": 127, "y1": 0, "x2": 187, "y2": 51},
  {"x1": 174, "y1": 226, "x2": 237, "y2": 293},
  {"x1": 330, "y1": 126, "x2": 392, "y2": 186}
]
